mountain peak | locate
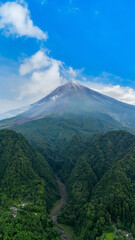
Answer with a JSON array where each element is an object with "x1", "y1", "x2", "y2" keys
[
  {"x1": 35, "y1": 81, "x2": 84, "y2": 105},
  {"x1": 64, "y1": 81, "x2": 81, "y2": 87},
  {"x1": 2, "y1": 81, "x2": 135, "y2": 128},
  {"x1": 58, "y1": 81, "x2": 82, "y2": 90}
]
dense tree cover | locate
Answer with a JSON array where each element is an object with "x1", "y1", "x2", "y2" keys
[
  {"x1": 0, "y1": 129, "x2": 60, "y2": 240},
  {"x1": 77, "y1": 146, "x2": 135, "y2": 239},
  {"x1": 55, "y1": 135, "x2": 91, "y2": 181},
  {"x1": 0, "y1": 203, "x2": 60, "y2": 240},
  {"x1": 58, "y1": 131, "x2": 135, "y2": 239},
  {"x1": 4, "y1": 113, "x2": 124, "y2": 168},
  {"x1": 0, "y1": 125, "x2": 135, "y2": 239}
]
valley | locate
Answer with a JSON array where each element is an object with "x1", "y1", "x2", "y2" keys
[
  {"x1": 0, "y1": 83, "x2": 135, "y2": 239},
  {"x1": 0, "y1": 0, "x2": 135, "y2": 237},
  {"x1": 51, "y1": 177, "x2": 76, "y2": 240},
  {"x1": 51, "y1": 177, "x2": 67, "y2": 223}
]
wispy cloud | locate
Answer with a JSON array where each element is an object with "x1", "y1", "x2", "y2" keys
[{"x1": 0, "y1": 1, "x2": 48, "y2": 40}]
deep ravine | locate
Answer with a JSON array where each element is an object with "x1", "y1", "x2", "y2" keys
[{"x1": 51, "y1": 177, "x2": 76, "y2": 240}]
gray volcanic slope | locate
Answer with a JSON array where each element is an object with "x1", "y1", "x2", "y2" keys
[
  {"x1": 10, "y1": 81, "x2": 135, "y2": 128},
  {"x1": 1, "y1": 82, "x2": 135, "y2": 129}
]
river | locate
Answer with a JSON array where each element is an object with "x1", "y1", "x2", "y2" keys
[{"x1": 51, "y1": 177, "x2": 76, "y2": 240}]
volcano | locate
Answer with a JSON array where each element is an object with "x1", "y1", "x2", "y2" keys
[{"x1": 4, "y1": 81, "x2": 134, "y2": 129}]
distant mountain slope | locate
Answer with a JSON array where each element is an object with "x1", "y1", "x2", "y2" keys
[
  {"x1": 15, "y1": 82, "x2": 135, "y2": 128},
  {"x1": 58, "y1": 130, "x2": 135, "y2": 239},
  {"x1": 1, "y1": 81, "x2": 135, "y2": 129},
  {"x1": 0, "y1": 129, "x2": 60, "y2": 240},
  {"x1": 0, "y1": 82, "x2": 135, "y2": 161}
]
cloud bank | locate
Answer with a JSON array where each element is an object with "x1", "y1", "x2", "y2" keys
[{"x1": 0, "y1": 1, "x2": 47, "y2": 40}]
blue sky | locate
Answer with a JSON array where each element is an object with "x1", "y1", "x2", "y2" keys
[{"x1": 0, "y1": 0, "x2": 135, "y2": 114}]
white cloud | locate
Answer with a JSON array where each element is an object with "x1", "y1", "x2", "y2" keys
[
  {"x1": 19, "y1": 49, "x2": 53, "y2": 76},
  {"x1": 68, "y1": 67, "x2": 77, "y2": 77},
  {"x1": 78, "y1": 80, "x2": 135, "y2": 105},
  {"x1": 18, "y1": 50, "x2": 65, "y2": 101},
  {"x1": 18, "y1": 51, "x2": 135, "y2": 106},
  {"x1": 0, "y1": 99, "x2": 25, "y2": 114},
  {"x1": 18, "y1": 49, "x2": 87, "y2": 102},
  {"x1": 62, "y1": 66, "x2": 84, "y2": 81},
  {"x1": 18, "y1": 49, "x2": 85, "y2": 102},
  {"x1": 2, "y1": 50, "x2": 135, "y2": 117},
  {"x1": 0, "y1": 1, "x2": 47, "y2": 40},
  {"x1": 96, "y1": 85, "x2": 135, "y2": 105}
]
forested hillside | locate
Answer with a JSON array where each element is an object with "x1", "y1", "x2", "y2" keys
[
  {"x1": 1, "y1": 0, "x2": 135, "y2": 238},
  {"x1": 0, "y1": 129, "x2": 60, "y2": 240},
  {"x1": 57, "y1": 131, "x2": 135, "y2": 239},
  {"x1": 1, "y1": 128, "x2": 135, "y2": 239},
  {"x1": 7, "y1": 113, "x2": 124, "y2": 169}
]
